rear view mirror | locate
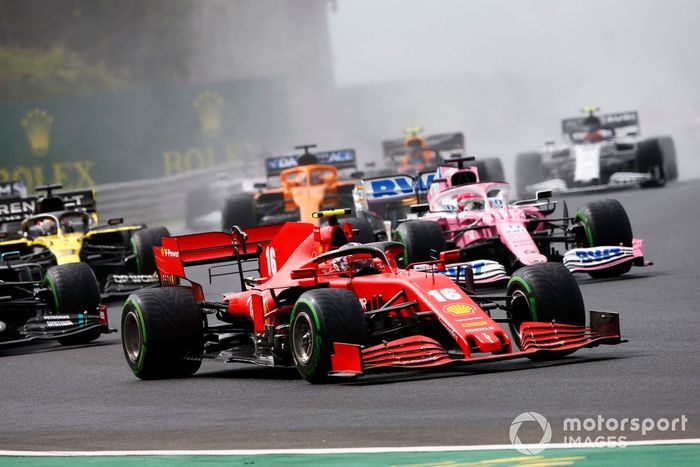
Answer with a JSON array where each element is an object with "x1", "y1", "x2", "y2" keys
[
  {"x1": 410, "y1": 204, "x2": 430, "y2": 214},
  {"x1": 1, "y1": 251, "x2": 20, "y2": 261},
  {"x1": 107, "y1": 218, "x2": 123, "y2": 225},
  {"x1": 253, "y1": 182, "x2": 267, "y2": 190},
  {"x1": 536, "y1": 190, "x2": 552, "y2": 200},
  {"x1": 350, "y1": 171, "x2": 364, "y2": 179}
]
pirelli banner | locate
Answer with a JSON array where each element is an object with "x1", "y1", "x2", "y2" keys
[{"x1": 0, "y1": 79, "x2": 291, "y2": 192}]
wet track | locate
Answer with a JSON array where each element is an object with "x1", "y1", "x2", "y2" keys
[{"x1": 1, "y1": 180, "x2": 699, "y2": 451}]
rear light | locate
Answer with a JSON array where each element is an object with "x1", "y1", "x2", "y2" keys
[{"x1": 99, "y1": 304, "x2": 109, "y2": 326}]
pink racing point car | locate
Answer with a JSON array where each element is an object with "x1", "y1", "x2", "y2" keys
[{"x1": 363, "y1": 157, "x2": 651, "y2": 285}]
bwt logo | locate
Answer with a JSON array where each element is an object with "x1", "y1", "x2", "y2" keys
[
  {"x1": 575, "y1": 247, "x2": 622, "y2": 262},
  {"x1": 367, "y1": 177, "x2": 415, "y2": 198}
]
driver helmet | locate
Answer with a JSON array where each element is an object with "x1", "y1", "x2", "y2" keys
[
  {"x1": 35, "y1": 218, "x2": 57, "y2": 235},
  {"x1": 332, "y1": 242, "x2": 375, "y2": 274},
  {"x1": 584, "y1": 129, "x2": 602, "y2": 142},
  {"x1": 457, "y1": 192, "x2": 485, "y2": 211}
]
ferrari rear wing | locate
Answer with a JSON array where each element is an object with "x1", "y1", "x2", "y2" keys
[
  {"x1": 264, "y1": 148, "x2": 357, "y2": 177},
  {"x1": 155, "y1": 224, "x2": 285, "y2": 278}
]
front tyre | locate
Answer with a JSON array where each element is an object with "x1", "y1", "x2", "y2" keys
[
  {"x1": 221, "y1": 193, "x2": 257, "y2": 232},
  {"x1": 290, "y1": 289, "x2": 368, "y2": 383},
  {"x1": 506, "y1": 263, "x2": 585, "y2": 359},
  {"x1": 394, "y1": 220, "x2": 446, "y2": 267},
  {"x1": 44, "y1": 262, "x2": 102, "y2": 345},
  {"x1": 121, "y1": 287, "x2": 203, "y2": 379},
  {"x1": 575, "y1": 199, "x2": 633, "y2": 278},
  {"x1": 131, "y1": 226, "x2": 170, "y2": 274}
]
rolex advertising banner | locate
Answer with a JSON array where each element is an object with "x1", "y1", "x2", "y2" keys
[{"x1": 0, "y1": 79, "x2": 291, "y2": 192}]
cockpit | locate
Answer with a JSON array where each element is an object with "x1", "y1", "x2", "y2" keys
[{"x1": 22, "y1": 211, "x2": 90, "y2": 238}]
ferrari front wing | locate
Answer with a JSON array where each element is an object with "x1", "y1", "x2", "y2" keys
[{"x1": 330, "y1": 311, "x2": 623, "y2": 376}]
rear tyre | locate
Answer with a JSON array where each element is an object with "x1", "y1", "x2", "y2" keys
[
  {"x1": 575, "y1": 199, "x2": 633, "y2": 278},
  {"x1": 121, "y1": 287, "x2": 203, "y2": 379},
  {"x1": 659, "y1": 136, "x2": 678, "y2": 182},
  {"x1": 131, "y1": 226, "x2": 170, "y2": 274},
  {"x1": 394, "y1": 220, "x2": 446, "y2": 267},
  {"x1": 637, "y1": 138, "x2": 670, "y2": 187},
  {"x1": 339, "y1": 216, "x2": 374, "y2": 243},
  {"x1": 222, "y1": 193, "x2": 257, "y2": 232},
  {"x1": 515, "y1": 152, "x2": 545, "y2": 198},
  {"x1": 44, "y1": 263, "x2": 101, "y2": 345},
  {"x1": 475, "y1": 157, "x2": 505, "y2": 182},
  {"x1": 506, "y1": 263, "x2": 585, "y2": 359},
  {"x1": 290, "y1": 289, "x2": 368, "y2": 383}
]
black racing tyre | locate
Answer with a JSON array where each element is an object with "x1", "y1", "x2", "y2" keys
[
  {"x1": 131, "y1": 226, "x2": 170, "y2": 274},
  {"x1": 657, "y1": 136, "x2": 678, "y2": 182},
  {"x1": 44, "y1": 263, "x2": 101, "y2": 345},
  {"x1": 475, "y1": 157, "x2": 505, "y2": 182},
  {"x1": 339, "y1": 216, "x2": 374, "y2": 243},
  {"x1": 394, "y1": 220, "x2": 446, "y2": 267},
  {"x1": 121, "y1": 287, "x2": 203, "y2": 379},
  {"x1": 637, "y1": 138, "x2": 669, "y2": 187},
  {"x1": 289, "y1": 289, "x2": 368, "y2": 383},
  {"x1": 222, "y1": 193, "x2": 257, "y2": 232},
  {"x1": 515, "y1": 152, "x2": 545, "y2": 198},
  {"x1": 575, "y1": 199, "x2": 633, "y2": 278},
  {"x1": 506, "y1": 263, "x2": 585, "y2": 359}
]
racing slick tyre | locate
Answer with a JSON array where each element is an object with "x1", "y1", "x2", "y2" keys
[
  {"x1": 221, "y1": 193, "x2": 257, "y2": 232},
  {"x1": 394, "y1": 220, "x2": 446, "y2": 267},
  {"x1": 131, "y1": 226, "x2": 170, "y2": 274},
  {"x1": 575, "y1": 199, "x2": 633, "y2": 278},
  {"x1": 637, "y1": 137, "x2": 674, "y2": 187},
  {"x1": 44, "y1": 263, "x2": 101, "y2": 345},
  {"x1": 290, "y1": 289, "x2": 368, "y2": 383},
  {"x1": 121, "y1": 287, "x2": 203, "y2": 379},
  {"x1": 515, "y1": 152, "x2": 545, "y2": 198},
  {"x1": 506, "y1": 263, "x2": 585, "y2": 360},
  {"x1": 474, "y1": 157, "x2": 505, "y2": 182},
  {"x1": 339, "y1": 216, "x2": 374, "y2": 243}
]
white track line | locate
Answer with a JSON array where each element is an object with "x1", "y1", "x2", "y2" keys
[{"x1": 1, "y1": 438, "x2": 699, "y2": 457}]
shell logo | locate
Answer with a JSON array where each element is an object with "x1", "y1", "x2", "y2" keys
[{"x1": 443, "y1": 303, "x2": 476, "y2": 315}]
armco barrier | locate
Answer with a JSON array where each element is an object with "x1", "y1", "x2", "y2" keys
[{"x1": 94, "y1": 161, "x2": 246, "y2": 230}]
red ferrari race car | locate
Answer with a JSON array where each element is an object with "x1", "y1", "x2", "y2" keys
[{"x1": 121, "y1": 210, "x2": 623, "y2": 383}]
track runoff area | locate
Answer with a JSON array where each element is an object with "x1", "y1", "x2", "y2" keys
[{"x1": 1, "y1": 440, "x2": 699, "y2": 466}]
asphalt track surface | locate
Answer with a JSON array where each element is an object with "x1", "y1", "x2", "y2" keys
[{"x1": 1, "y1": 180, "x2": 699, "y2": 451}]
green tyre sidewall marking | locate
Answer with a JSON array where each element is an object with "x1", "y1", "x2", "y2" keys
[
  {"x1": 130, "y1": 238, "x2": 142, "y2": 274},
  {"x1": 45, "y1": 274, "x2": 61, "y2": 312},
  {"x1": 291, "y1": 298, "x2": 323, "y2": 378},
  {"x1": 394, "y1": 228, "x2": 410, "y2": 265},
  {"x1": 576, "y1": 211, "x2": 594, "y2": 246},
  {"x1": 508, "y1": 276, "x2": 538, "y2": 321},
  {"x1": 125, "y1": 298, "x2": 148, "y2": 374}
]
